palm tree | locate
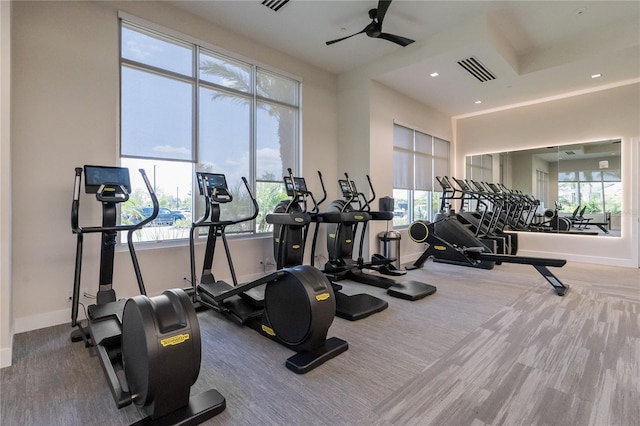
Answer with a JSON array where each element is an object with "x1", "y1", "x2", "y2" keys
[
  {"x1": 199, "y1": 60, "x2": 295, "y2": 176},
  {"x1": 199, "y1": 60, "x2": 295, "y2": 232}
]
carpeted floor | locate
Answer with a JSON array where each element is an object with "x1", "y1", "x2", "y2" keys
[{"x1": 1, "y1": 260, "x2": 638, "y2": 425}]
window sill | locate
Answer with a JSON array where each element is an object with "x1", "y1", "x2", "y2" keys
[{"x1": 116, "y1": 232, "x2": 273, "y2": 252}]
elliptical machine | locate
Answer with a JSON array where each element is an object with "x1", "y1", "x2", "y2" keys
[
  {"x1": 189, "y1": 172, "x2": 348, "y2": 374},
  {"x1": 271, "y1": 170, "x2": 389, "y2": 321},
  {"x1": 324, "y1": 173, "x2": 437, "y2": 301},
  {"x1": 70, "y1": 165, "x2": 225, "y2": 425}
]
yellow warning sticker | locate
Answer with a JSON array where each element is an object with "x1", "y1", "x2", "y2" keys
[
  {"x1": 315, "y1": 293, "x2": 330, "y2": 301},
  {"x1": 160, "y1": 333, "x2": 190, "y2": 347},
  {"x1": 262, "y1": 325, "x2": 276, "y2": 336}
]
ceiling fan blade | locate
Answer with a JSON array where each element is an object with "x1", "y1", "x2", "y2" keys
[
  {"x1": 326, "y1": 28, "x2": 366, "y2": 45},
  {"x1": 376, "y1": 0, "x2": 392, "y2": 25},
  {"x1": 378, "y1": 32, "x2": 415, "y2": 47}
]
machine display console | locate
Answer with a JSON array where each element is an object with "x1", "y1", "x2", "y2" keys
[
  {"x1": 84, "y1": 165, "x2": 131, "y2": 194},
  {"x1": 197, "y1": 172, "x2": 231, "y2": 202},
  {"x1": 197, "y1": 173, "x2": 228, "y2": 195},
  {"x1": 338, "y1": 179, "x2": 353, "y2": 198},
  {"x1": 284, "y1": 176, "x2": 308, "y2": 196}
]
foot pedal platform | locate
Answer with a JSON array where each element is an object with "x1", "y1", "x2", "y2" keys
[
  {"x1": 388, "y1": 281, "x2": 437, "y2": 301},
  {"x1": 285, "y1": 337, "x2": 349, "y2": 374},
  {"x1": 334, "y1": 291, "x2": 388, "y2": 321}
]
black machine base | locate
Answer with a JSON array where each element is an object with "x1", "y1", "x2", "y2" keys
[
  {"x1": 131, "y1": 388, "x2": 226, "y2": 426},
  {"x1": 387, "y1": 280, "x2": 437, "y2": 300},
  {"x1": 332, "y1": 268, "x2": 436, "y2": 302},
  {"x1": 285, "y1": 336, "x2": 349, "y2": 374},
  {"x1": 333, "y1": 290, "x2": 388, "y2": 321}
]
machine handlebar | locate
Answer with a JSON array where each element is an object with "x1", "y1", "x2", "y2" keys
[{"x1": 71, "y1": 167, "x2": 159, "y2": 235}]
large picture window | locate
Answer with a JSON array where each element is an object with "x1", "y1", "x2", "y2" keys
[
  {"x1": 393, "y1": 123, "x2": 450, "y2": 226},
  {"x1": 557, "y1": 169, "x2": 621, "y2": 216},
  {"x1": 119, "y1": 18, "x2": 300, "y2": 242},
  {"x1": 466, "y1": 154, "x2": 493, "y2": 182}
]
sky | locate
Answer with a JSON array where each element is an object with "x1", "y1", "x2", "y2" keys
[{"x1": 120, "y1": 24, "x2": 289, "y2": 205}]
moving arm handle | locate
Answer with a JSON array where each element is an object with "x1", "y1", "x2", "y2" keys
[
  {"x1": 127, "y1": 168, "x2": 159, "y2": 297},
  {"x1": 315, "y1": 171, "x2": 327, "y2": 209},
  {"x1": 132, "y1": 168, "x2": 159, "y2": 228},
  {"x1": 71, "y1": 167, "x2": 83, "y2": 233},
  {"x1": 234, "y1": 176, "x2": 259, "y2": 224},
  {"x1": 364, "y1": 175, "x2": 376, "y2": 211}
]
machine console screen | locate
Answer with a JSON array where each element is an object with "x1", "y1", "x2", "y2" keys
[
  {"x1": 84, "y1": 165, "x2": 131, "y2": 194},
  {"x1": 339, "y1": 179, "x2": 353, "y2": 197},
  {"x1": 197, "y1": 172, "x2": 228, "y2": 195}
]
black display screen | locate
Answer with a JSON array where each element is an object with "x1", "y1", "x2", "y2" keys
[
  {"x1": 197, "y1": 172, "x2": 228, "y2": 195},
  {"x1": 339, "y1": 179, "x2": 352, "y2": 197},
  {"x1": 284, "y1": 176, "x2": 295, "y2": 196},
  {"x1": 84, "y1": 165, "x2": 131, "y2": 194},
  {"x1": 294, "y1": 177, "x2": 307, "y2": 192}
]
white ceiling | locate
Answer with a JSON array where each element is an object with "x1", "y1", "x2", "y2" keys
[{"x1": 168, "y1": 0, "x2": 640, "y2": 117}]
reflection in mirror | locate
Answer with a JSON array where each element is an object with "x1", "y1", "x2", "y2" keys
[{"x1": 464, "y1": 139, "x2": 621, "y2": 237}]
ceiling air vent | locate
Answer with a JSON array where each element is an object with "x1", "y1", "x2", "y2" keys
[
  {"x1": 457, "y1": 57, "x2": 496, "y2": 82},
  {"x1": 261, "y1": 0, "x2": 290, "y2": 12}
]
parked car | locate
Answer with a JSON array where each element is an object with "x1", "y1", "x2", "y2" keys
[{"x1": 132, "y1": 207, "x2": 185, "y2": 226}]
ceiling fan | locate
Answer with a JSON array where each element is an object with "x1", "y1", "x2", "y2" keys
[{"x1": 325, "y1": 0, "x2": 415, "y2": 47}]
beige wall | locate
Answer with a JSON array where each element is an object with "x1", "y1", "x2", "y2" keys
[
  {"x1": 455, "y1": 83, "x2": 640, "y2": 267},
  {"x1": 369, "y1": 81, "x2": 453, "y2": 260},
  {"x1": 9, "y1": 1, "x2": 338, "y2": 336}
]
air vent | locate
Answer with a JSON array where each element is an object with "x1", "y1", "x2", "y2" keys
[
  {"x1": 262, "y1": 0, "x2": 290, "y2": 12},
  {"x1": 457, "y1": 57, "x2": 496, "y2": 82},
  {"x1": 565, "y1": 151, "x2": 576, "y2": 155}
]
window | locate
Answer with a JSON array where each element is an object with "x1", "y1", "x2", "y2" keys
[
  {"x1": 393, "y1": 123, "x2": 450, "y2": 226},
  {"x1": 536, "y1": 170, "x2": 548, "y2": 209},
  {"x1": 119, "y1": 18, "x2": 299, "y2": 242},
  {"x1": 558, "y1": 168, "x2": 621, "y2": 215},
  {"x1": 466, "y1": 154, "x2": 493, "y2": 182}
]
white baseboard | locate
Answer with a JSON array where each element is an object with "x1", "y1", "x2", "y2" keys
[
  {"x1": 0, "y1": 344, "x2": 12, "y2": 368},
  {"x1": 517, "y1": 250, "x2": 637, "y2": 268},
  {"x1": 14, "y1": 308, "x2": 79, "y2": 334},
  {"x1": 12, "y1": 254, "x2": 633, "y2": 337}
]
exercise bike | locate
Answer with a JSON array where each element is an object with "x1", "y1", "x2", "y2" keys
[
  {"x1": 70, "y1": 165, "x2": 225, "y2": 425},
  {"x1": 189, "y1": 172, "x2": 348, "y2": 374}
]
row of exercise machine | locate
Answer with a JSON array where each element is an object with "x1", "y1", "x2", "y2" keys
[
  {"x1": 69, "y1": 166, "x2": 568, "y2": 425},
  {"x1": 406, "y1": 175, "x2": 569, "y2": 296},
  {"x1": 435, "y1": 175, "x2": 609, "y2": 234}
]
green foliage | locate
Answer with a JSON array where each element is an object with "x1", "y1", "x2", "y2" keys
[
  {"x1": 583, "y1": 198, "x2": 603, "y2": 214},
  {"x1": 255, "y1": 182, "x2": 288, "y2": 233}
]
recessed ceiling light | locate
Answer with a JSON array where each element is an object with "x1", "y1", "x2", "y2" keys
[
  {"x1": 475, "y1": 100, "x2": 482, "y2": 104},
  {"x1": 430, "y1": 72, "x2": 439, "y2": 77},
  {"x1": 591, "y1": 73, "x2": 602, "y2": 79}
]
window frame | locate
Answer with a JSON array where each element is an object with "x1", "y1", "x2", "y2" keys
[
  {"x1": 392, "y1": 122, "x2": 450, "y2": 228},
  {"x1": 117, "y1": 13, "x2": 302, "y2": 244}
]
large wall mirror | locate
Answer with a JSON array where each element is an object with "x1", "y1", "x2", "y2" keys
[{"x1": 465, "y1": 139, "x2": 621, "y2": 237}]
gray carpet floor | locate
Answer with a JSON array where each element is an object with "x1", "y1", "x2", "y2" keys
[{"x1": 1, "y1": 259, "x2": 638, "y2": 425}]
